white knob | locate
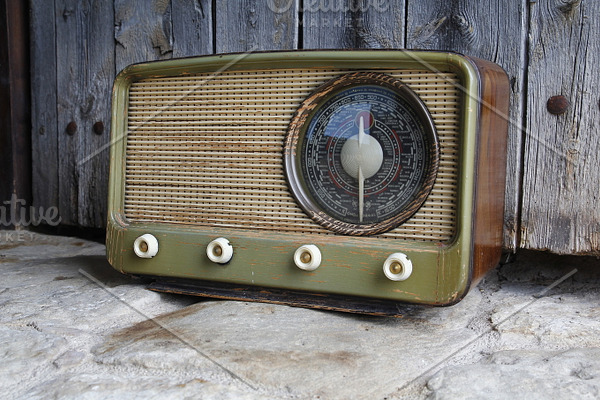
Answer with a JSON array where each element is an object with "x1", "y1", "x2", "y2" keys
[
  {"x1": 133, "y1": 234, "x2": 159, "y2": 258},
  {"x1": 383, "y1": 252, "x2": 413, "y2": 281},
  {"x1": 294, "y1": 244, "x2": 321, "y2": 271},
  {"x1": 207, "y1": 237, "x2": 233, "y2": 264}
]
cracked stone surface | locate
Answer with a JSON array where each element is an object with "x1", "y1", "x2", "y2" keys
[{"x1": 1, "y1": 231, "x2": 599, "y2": 399}]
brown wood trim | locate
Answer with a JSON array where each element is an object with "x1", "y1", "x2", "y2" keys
[
  {"x1": 467, "y1": 56, "x2": 510, "y2": 283},
  {"x1": 148, "y1": 278, "x2": 407, "y2": 317},
  {"x1": 0, "y1": 0, "x2": 31, "y2": 227}
]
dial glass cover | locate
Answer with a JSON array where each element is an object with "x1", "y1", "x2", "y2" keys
[{"x1": 284, "y1": 72, "x2": 439, "y2": 235}]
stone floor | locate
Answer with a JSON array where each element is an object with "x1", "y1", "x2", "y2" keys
[{"x1": 1, "y1": 231, "x2": 600, "y2": 399}]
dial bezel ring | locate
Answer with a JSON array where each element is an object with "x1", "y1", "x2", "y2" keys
[{"x1": 284, "y1": 71, "x2": 440, "y2": 236}]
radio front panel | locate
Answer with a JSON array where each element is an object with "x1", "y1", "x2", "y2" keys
[
  {"x1": 124, "y1": 68, "x2": 459, "y2": 241},
  {"x1": 107, "y1": 50, "x2": 509, "y2": 314}
]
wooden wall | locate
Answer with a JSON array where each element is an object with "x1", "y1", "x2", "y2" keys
[
  {"x1": 1, "y1": 0, "x2": 30, "y2": 223},
  {"x1": 29, "y1": 0, "x2": 600, "y2": 255}
]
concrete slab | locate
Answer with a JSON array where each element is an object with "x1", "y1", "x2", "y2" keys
[{"x1": 1, "y1": 232, "x2": 599, "y2": 399}]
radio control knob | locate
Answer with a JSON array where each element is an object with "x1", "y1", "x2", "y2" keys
[
  {"x1": 383, "y1": 252, "x2": 412, "y2": 281},
  {"x1": 294, "y1": 244, "x2": 321, "y2": 271},
  {"x1": 207, "y1": 237, "x2": 233, "y2": 264},
  {"x1": 133, "y1": 234, "x2": 159, "y2": 258}
]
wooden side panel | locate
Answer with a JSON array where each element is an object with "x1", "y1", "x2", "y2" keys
[
  {"x1": 215, "y1": 0, "x2": 298, "y2": 53},
  {"x1": 30, "y1": 0, "x2": 58, "y2": 213},
  {"x1": 469, "y1": 57, "x2": 510, "y2": 282},
  {"x1": 406, "y1": 0, "x2": 527, "y2": 250},
  {"x1": 303, "y1": 0, "x2": 405, "y2": 48},
  {"x1": 55, "y1": 0, "x2": 114, "y2": 227},
  {"x1": 521, "y1": 0, "x2": 600, "y2": 255}
]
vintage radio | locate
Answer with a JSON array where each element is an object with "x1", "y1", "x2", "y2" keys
[{"x1": 106, "y1": 50, "x2": 509, "y2": 316}]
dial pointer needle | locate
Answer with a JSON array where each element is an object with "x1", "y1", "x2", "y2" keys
[
  {"x1": 358, "y1": 116, "x2": 365, "y2": 223},
  {"x1": 359, "y1": 166, "x2": 364, "y2": 223}
]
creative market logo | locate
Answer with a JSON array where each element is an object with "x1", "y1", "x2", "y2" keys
[
  {"x1": 0, "y1": 194, "x2": 61, "y2": 228},
  {"x1": 267, "y1": 0, "x2": 389, "y2": 14}
]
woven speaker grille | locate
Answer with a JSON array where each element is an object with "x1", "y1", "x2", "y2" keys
[{"x1": 124, "y1": 68, "x2": 460, "y2": 242}]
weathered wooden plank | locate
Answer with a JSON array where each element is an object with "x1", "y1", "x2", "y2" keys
[
  {"x1": 0, "y1": 2, "x2": 12, "y2": 209},
  {"x1": 54, "y1": 0, "x2": 78, "y2": 225},
  {"x1": 406, "y1": 0, "x2": 527, "y2": 251},
  {"x1": 114, "y1": 0, "x2": 173, "y2": 72},
  {"x1": 0, "y1": 0, "x2": 31, "y2": 217},
  {"x1": 521, "y1": 0, "x2": 600, "y2": 255},
  {"x1": 55, "y1": 0, "x2": 114, "y2": 227},
  {"x1": 30, "y1": 0, "x2": 59, "y2": 214},
  {"x1": 171, "y1": 0, "x2": 213, "y2": 57},
  {"x1": 303, "y1": 0, "x2": 405, "y2": 48},
  {"x1": 215, "y1": 0, "x2": 298, "y2": 53}
]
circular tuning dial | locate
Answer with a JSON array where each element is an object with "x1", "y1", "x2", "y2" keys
[{"x1": 284, "y1": 72, "x2": 439, "y2": 236}]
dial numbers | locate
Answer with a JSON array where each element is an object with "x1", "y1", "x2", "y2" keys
[{"x1": 284, "y1": 72, "x2": 439, "y2": 236}]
